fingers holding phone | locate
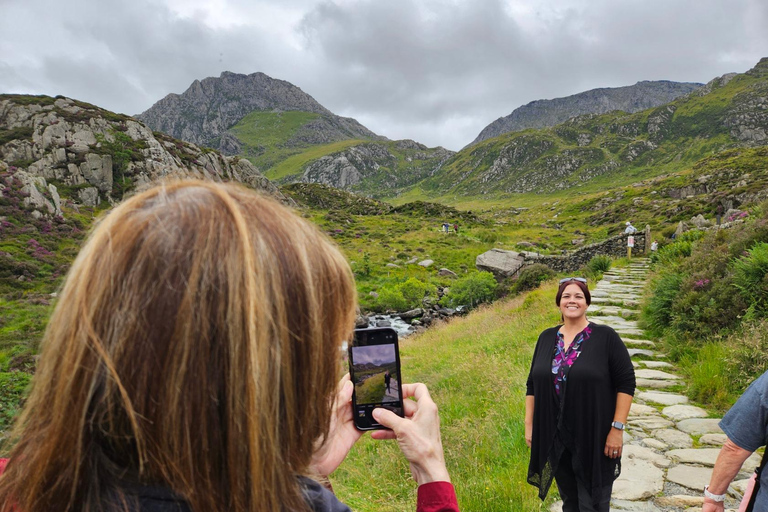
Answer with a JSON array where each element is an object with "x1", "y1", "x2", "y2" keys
[{"x1": 371, "y1": 383, "x2": 451, "y2": 485}]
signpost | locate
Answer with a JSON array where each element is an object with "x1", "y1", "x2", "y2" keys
[{"x1": 627, "y1": 235, "x2": 635, "y2": 258}]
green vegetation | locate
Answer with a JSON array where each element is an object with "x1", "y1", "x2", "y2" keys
[
  {"x1": 444, "y1": 271, "x2": 498, "y2": 307},
  {"x1": 333, "y1": 284, "x2": 561, "y2": 511},
  {"x1": 641, "y1": 203, "x2": 768, "y2": 411}
]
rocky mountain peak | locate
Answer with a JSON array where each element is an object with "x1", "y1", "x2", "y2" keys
[{"x1": 138, "y1": 71, "x2": 379, "y2": 153}]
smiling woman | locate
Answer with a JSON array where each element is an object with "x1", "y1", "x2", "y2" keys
[{"x1": 524, "y1": 278, "x2": 635, "y2": 512}]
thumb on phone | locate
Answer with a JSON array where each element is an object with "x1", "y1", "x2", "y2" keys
[{"x1": 372, "y1": 407, "x2": 403, "y2": 430}]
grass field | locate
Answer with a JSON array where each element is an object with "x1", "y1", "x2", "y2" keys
[
  {"x1": 355, "y1": 372, "x2": 387, "y2": 404},
  {"x1": 331, "y1": 282, "x2": 562, "y2": 511}
]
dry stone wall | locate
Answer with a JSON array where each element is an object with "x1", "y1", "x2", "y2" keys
[{"x1": 476, "y1": 226, "x2": 650, "y2": 278}]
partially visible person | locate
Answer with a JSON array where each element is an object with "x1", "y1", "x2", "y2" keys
[
  {"x1": 0, "y1": 180, "x2": 458, "y2": 512},
  {"x1": 702, "y1": 370, "x2": 768, "y2": 512},
  {"x1": 624, "y1": 222, "x2": 638, "y2": 234},
  {"x1": 526, "y1": 278, "x2": 635, "y2": 512},
  {"x1": 651, "y1": 240, "x2": 659, "y2": 253}
]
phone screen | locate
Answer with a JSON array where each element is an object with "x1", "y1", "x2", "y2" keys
[{"x1": 349, "y1": 327, "x2": 404, "y2": 430}]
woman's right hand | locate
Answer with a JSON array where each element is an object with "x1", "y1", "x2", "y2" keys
[{"x1": 371, "y1": 383, "x2": 451, "y2": 485}]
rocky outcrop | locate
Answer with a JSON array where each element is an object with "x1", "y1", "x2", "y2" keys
[
  {"x1": 0, "y1": 95, "x2": 289, "y2": 218},
  {"x1": 137, "y1": 71, "x2": 382, "y2": 153},
  {"x1": 468, "y1": 80, "x2": 703, "y2": 147},
  {"x1": 295, "y1": 142, "x2": 454, "y2": 196}
]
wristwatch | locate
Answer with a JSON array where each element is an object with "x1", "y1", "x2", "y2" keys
[
  {"x1": 704, "y1": 485, "x2": 726, "y2": 502},
  {"x1": 611, "y1": 421, "x2": 625, "y2": 430}
]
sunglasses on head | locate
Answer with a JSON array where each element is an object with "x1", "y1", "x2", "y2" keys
[{"x1": 559, "y1": 277, "x2": 587, "y2": 284}]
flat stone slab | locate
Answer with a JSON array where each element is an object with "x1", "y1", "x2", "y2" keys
[
  {"x1": 667, "y1": 448, "x2": 722, "y2": 466},
  {"x1": 624, "y1": 444, "x2": 671, "y2": 468},
  {"x1": 667, "y1": 464, "x2": 713, "y2": 490},
  {"x1": 640, "y1": 361, "x2": 673, "y2": 369},
  {"x1": 637, "y1": 391, "x2": 688, "y2": 405},
  {"x1": 662, "y1": 404, "x2": 708, "y2": 421},
  {"x1": 612, "y1": 458, "x2": 664, "y2": 500},
  {"x1": 700, "y1": 433, "x2": 728, "y2": 446},
  {"x1": 677, "y1": 418, "x2": 723, "y2": 435},
  {"x1": 628, "y1": 349, "x2": 659, "y2": 358},
  {"x1": 641, "y1": 438, "x2": 668, "y2": 450},
  {"x1": 615, "y1": 328, "x2": 646, "y2": 336},
  {"x1": 631, "y1": 417, "x2": 675, "y2": 429},
  {"x1": 636, "y1": 378, "x2": 679, "y2": 389},
  {"x1": 635, "y1": 369, "x2": 681, "y2": 380},
  {"x1": 623, "y1": 338, "x2": 656, "y2": 347},
  {"x1": 656, "y1": 495, "x2": 705, "y2": 509},
  {"x1": 610, "y1": 500, "x2": 662, "y2": 511},
  {"x1": 630, "y1": 403, "x2": 660, "y2": 417},
  {"x1": 652, "y1": 428, "x2": 693, "y2": 449},
  {"x1": 591, "y1": 297, "x2": 640, "y2": 306}
]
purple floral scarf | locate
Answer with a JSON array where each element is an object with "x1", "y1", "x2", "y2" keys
[{"x1": 551, "y1": 324, "x2": 592, "y2": 396}]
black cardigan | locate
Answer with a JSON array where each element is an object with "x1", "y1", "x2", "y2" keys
[{"x1": 526, "y1": 322, "x2": 635, "y2": 505}]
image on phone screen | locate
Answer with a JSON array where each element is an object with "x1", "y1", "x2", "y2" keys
[{"x1": 349, "y1": 328, "x2": 404, "y2": 430}]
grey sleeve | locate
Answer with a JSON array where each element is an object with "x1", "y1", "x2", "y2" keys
[{"x1": 720, "y1": 371, "x2": 768, "y2": 452}]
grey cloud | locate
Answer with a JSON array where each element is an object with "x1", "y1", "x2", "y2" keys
[{"x1": 2, "y1": 0, "x2": 768, "y2": 151}]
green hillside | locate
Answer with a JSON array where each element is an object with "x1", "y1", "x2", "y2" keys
[{"x1": 415, "y1": 58, "x2": 768, "y2": 198}]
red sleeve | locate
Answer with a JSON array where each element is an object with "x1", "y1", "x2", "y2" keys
[{"x1": 416, "y1": 481, "x2": 459, "y2": 512}]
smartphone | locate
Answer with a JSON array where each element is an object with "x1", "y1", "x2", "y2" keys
[{"x1": 348, "y1": 327, "x2": 405, "y2": 430}]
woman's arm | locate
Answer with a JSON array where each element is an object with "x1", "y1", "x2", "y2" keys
[
  {"x1": 525, "y1": 395, "x2": 534, "y2": 447},
  {"x1": 604, "y1": 392, "x2": 632, "y2": 459}
]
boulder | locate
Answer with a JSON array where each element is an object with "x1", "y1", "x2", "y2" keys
[
  {"x1": 475, "y1": 248, "x2": 526, "y2": 279},
  {"x1": 690, "y1": 214, "x2": 711, "y2": 228},
  {"x1": 418, "y1": 259, "x2": 434, "y2": 267},
  {"x1": 399, "y1": 308, "x2": 423, "y2": 320},
  {"x1": 78, "y1": 187, "x2": 101, "y2": 207},
  {"x1": 438, "y1": 268, "x2": 457, "y2": 277}
]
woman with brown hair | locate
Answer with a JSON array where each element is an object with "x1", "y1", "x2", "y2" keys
[
  {"x1": 525, "y1": 277, "x2": 635, "y2": 512},
  {"x1": 0, "y1": 181, "x2": 457, "y2": 512}
]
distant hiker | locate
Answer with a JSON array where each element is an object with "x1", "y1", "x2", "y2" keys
[
  {"x1": 703, "y1": 369, "x2": 768, "y2": 512},
  {"x1": 453, "y1": 223, "x2": 459, "y2": 234},
  {"x1": 442, "y1": 222, "x2": 450, "y2": 234},
  {"x1": 526, "y1": 277, "x2": 635, "y2": 511},
  {"x1": 385, "y1": 371, "x2": 391, "y2": 393},
  {"x1": 716, "y1": 203, "x2": 724, "y2": 225},
  {"x1": 651, "y1": 240, "x2": 659, "y2": 252},
  {"x1": 624, "y1": 221, "x2": 638, "y2": 234},
  {"x1": 0, "y1": 181, "x2": 459, "y2": 512}
]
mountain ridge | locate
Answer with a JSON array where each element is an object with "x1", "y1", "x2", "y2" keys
[{"x1": 468, "y1": 80, "x2": 704, "y2": 148}]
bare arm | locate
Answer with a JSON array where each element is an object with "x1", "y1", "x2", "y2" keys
[
  {"x1": 525, "y1": 395, "x2": 534, "y2": 447},
  {"x1": 604, "y1": 392, "x2": 633, "y2": 458},
  {"x1": 702, "y1": 439, "x2": 754, "y2": 512}
]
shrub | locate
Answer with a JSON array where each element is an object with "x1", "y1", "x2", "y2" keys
[
  {"x1": 376, "y1": 286, "x2": 408, "y2": 312},
  {"x1": 732, "y1": 242, "x2": 768, "y2": 319},
  {"x1": 510, "y1": 264, "x2": 555, "y2": 294},
  {"x1": 586, "y1": 255, "x2": 611, "y2": 274},
  {"x1": 444, "y1": 271, "x2": 498, "y2": 308},
  {"x1": 398, "y1": 277, "x2": 436, "y2": 310},
  {"x1": 642, "y1": 271, "x2": 683, "y2": 336}
]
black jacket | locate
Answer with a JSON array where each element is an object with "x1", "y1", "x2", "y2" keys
[
  {"x1": 526, "y1": 323, "x2": 635, "y2": 505},
  {"x1": 122, "y1": 477, "x2": 351, "y2": 512}
]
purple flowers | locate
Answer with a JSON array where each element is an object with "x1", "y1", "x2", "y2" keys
[{"x1": 693, "y1": 278, "x2": 711, "y2": 290}]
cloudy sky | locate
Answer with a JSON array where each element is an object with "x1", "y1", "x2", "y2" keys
[
  {"x1": 352, "y1": 344, "x2": 396, "y2": 366},
  {"x1": 2, "y1": 0, "x2": 767, "y2": 150}
]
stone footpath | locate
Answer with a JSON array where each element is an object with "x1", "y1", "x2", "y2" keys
[{"x1": 551, "y1": 260, "x2": 752, "y2": 512}]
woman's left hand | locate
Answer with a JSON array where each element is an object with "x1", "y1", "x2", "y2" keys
[
  {"x1": 604, "y1": 428, "x2": 624, "y2": 459},
  {"x1": 309, "y1": 374, "x2": 364, "y2": 478}
]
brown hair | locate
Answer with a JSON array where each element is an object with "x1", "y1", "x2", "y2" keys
[
  {"x1": 0, "y1": 180, "x2": 357, "y2": 512},
  {"x1": 555, "y1": 279, "x2": 591, "y2": 306}
]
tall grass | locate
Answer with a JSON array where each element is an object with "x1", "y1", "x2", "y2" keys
[{"x1": 332, "y1": 284, "x2": 561, "y2": 511}]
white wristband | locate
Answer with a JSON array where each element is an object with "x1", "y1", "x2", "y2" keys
[{"x1": 704, "y1": 485, "x2": 726, "y2": 502}]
